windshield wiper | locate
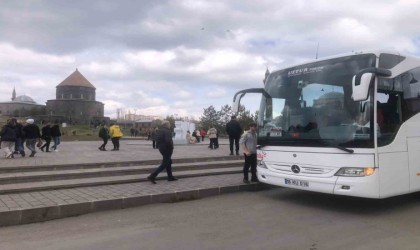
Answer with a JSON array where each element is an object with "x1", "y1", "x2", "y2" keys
[
  {"x1": 318, "y1": 139, "x2": 354, "y2": 154},
  {"x1": 334, "y1": 144, "x2": 354, "y2": 154}
]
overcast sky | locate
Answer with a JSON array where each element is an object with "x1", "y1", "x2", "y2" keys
[{"x1": 1, "y1": 0, "x2": 420, "y2": 119}]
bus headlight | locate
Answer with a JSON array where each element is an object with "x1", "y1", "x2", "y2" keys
[{"x1": 335, "y1": 167, "x2": 375, "y2": 177}]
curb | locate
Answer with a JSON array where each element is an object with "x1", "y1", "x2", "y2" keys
[{"x1": 0, "y1": 182, "x2": 270, "y2": 227}]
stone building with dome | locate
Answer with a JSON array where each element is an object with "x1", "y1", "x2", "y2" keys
[
  {"x1": 313, "y1": 91, "x2": 344, "y2": 109},
  {"x1": 46, "y1": 69, "x2": 105, "y2": 125},
  {"x1": 0, "y1": 88, "x2": 45, "y2": 117}
]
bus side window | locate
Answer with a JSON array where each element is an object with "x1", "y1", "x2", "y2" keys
[
  {"x1": 377, "y1": 92, "x2": 404, "y2": 146},
  {"x1": 379, "y1": 93, "x2": 401, "y2": 133},
  {"x1": 401, "y1": 67, "x2": 420, "y2": 121}
]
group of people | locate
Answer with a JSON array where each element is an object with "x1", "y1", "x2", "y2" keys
[
  {"x1": 1, "y1": 115, "x2": 258, "y2": 186},
  {"x1": 185, "y1": 128, "x2": 217, "y2": 147},
  {"x1": 147, "y1": 115, "x2": 259, "y2": 185},
  {"x1": 226, "y1": 115, "x2": 258, "y2": 183},
  {"x1": 0, "y1": 118, "x2": 61, "y2": 159},
  {"x1": 98, "y1": 123, "x2": 124, "y2": 151}
]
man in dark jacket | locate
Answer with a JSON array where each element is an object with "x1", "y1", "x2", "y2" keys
[
  {"x1": 40, "y1": 123, "x2": 52, "y2": 152},
  {"x1": 0, "y1": 119, "x2": 17, "y2": 159},
  {"x1": 147, "y1": 120, "x2": 177, "y2": 184},
  {"x1": 51, "y1": 121, "x2": 61, "y2": 152},
  {"x1": 151, "y1": 127, "x2": 158, "y2": 149},
  {"x1": 225, "y1": 115, "x2": 242, "y2": 155},
  {"x1": 22, "y1": 119, "x2": 41, "y2": 157},
  {"x1": 14, "y1": 119, "x2": 25, "y2": 157},
  {"x1": 98, "y1": 124, "x2": 109, "y2": 151}
]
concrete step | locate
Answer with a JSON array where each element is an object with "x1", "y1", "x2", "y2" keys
[
  {"x1": 0, "y1": 173, "x2": 270, "y2": 227},
  {"x1": 0, "y1": 167, "x2": 242, "y2": 194},
  {"x1": 0, "y1": 155, "x2": 243, "y2": 173},
  {"x1": 0, "y1": 160, "x2": 243, "y2": 184}
]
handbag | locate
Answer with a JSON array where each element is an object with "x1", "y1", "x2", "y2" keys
[{"x1": 36, "y1": 139, "x2": 43, "y2": 148}]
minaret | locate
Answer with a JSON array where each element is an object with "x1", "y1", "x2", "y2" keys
[
  {"x1": 263, "y1": 67, "x2": 270, "y2": 85},
  {"x1": 11, "y1": 87, "x2": 16, "y2": 101}
]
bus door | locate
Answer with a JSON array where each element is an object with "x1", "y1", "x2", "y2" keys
[
  {"x1": 408, "y1": 138, "x2": 420, "y2": 192},
  {"x1": 377, "y1": 92, "x2": 410, "y2": 197}
]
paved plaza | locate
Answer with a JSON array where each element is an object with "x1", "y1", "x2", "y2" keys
[
  {"x1": 0, "y1": 138, "x2": 263, "y2": 226},
  {"x1": 0, "y1": 138, "x2": 233, "y2": 168}
]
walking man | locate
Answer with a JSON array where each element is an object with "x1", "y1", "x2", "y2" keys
[
  {"x1": 0, "y1": 119, "x2": 17, "y2": 159},
  {"x1": 226, "y1": 115, "x2": 242, "y2": 155},
  {"x1": 151, "y1": 127, "x2": 158, "y2": 148},
  {"x1": 147, "y1": 120, "x2": 177, "y2": 184},
  {"x1": 14, "y1": 119, "x2": 25, "y2": 157},
  {"x1": 240, "y1": 122, "x2": 258, "y2": 183},
  {"x1": 98, "y1": 124, "x2": 109, "y2": 151},
  {"x1": 40, "y1": 123, "x2": 52, "y2": 152},
  {"x1": 22, "y1": 119, "x2": 41, "y2": 157},
  {"x1": 51, "y1": 121, "x2": 61, "y2": 152}
]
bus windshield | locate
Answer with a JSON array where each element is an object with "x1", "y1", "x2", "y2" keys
[{"x1": 259, "y1": 54, "x2": 376, "y2": 148}]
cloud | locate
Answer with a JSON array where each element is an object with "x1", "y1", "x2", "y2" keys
[
  {"x1": 207, "y1": 88, "x2": 226, "y2": 98},
  {"x1": 0, "y1": 43, "x2": 75, "y2": 73},
  {"x1": 172, "y1": 90, "x2": 192, "y2": 98},
  {"x1": 2, "y1": 0, "x2": 420, "y2": 119}
]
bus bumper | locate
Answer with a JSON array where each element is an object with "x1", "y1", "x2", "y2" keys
[
  {"x1": 257, "y1": 167, "x2": 337, "y2": 194},
  {"x1": 257, "y1": 167, "x2": 380, "y2": 198}
]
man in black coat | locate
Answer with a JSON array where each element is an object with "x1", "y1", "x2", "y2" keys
[
  {"x1": 0, "y1": 119, "x2": 17, "y2": 158},
  {"x1": 147, "y1": 120, "x2": 177, "y2": 184},
  {"x1": 22, "y1": 119, "x2": 41, "y2": 157},
  {"x1": 40, "y1": 123, "x2": 52, "y2": 152},
  {"x1": 14, "y1": 119, "x2": 26, "y2": 157},
  {"x1": 225, "y1": 115, "x2": 242, "y2": 155}
]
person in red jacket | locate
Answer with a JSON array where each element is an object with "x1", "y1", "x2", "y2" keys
[{"x1": 200, "y1": 129, "x2": 206, "y2": 142}]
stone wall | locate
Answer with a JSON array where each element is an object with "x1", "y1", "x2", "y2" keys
[
  {"x1": 46, "y1": 99, "x2": 104, "y2": 125},
  {"x1": 56, "y1": 86, "x2": 96, "y2": 101},
  {"x1": 0, "y1": 103, "x2": 45, "y2": 116}
]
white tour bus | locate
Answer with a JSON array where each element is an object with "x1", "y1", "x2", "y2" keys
[{"x1": 233, "y1": 50, "x2": 420, "y2": 198}]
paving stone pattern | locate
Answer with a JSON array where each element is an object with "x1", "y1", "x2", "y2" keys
[
  {"x1": 0, "y1": 174, "x2": 264, "y2": 226},
  {"x1": 0, "y1": 139, "x2": 265, "y2": 226},
  {"x1": 0, "y1": 138, "x2": 234, "y2": 168}
]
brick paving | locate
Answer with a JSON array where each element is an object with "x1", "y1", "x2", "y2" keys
[
  {"x1": 0, "y1": 174, "x2": 245, "y2": 211},
  {"x1": 0, "y1": 174, "x2": 265, "y2": 226},
  {"x1": 0, "y1": 138, "x2": 233, "y2": 168},
  {"x1": 0, "y1": 139, "x2": 267, "y2": 226}
]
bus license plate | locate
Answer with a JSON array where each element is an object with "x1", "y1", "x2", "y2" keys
[{"x1": 285, "y1": 178, "x2": 309, "y2": 187}]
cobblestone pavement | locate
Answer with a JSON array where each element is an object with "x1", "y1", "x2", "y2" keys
[
  {"x1": 0, "y1": 138, "x2": 233, "y2": 168},
  {"x1": 0, "y1": 173, "x2": 264, "y2": 226},
  {"x1": 0, "y1": 138, "x2": 260, "y2": 226},
  {"x1": 0, "y1": 174, "x2": 246, "y2": 212}
]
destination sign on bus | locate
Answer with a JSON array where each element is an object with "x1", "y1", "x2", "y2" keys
[{"x1": 287, "y1": 66, "x2": 324, "y2": 77}]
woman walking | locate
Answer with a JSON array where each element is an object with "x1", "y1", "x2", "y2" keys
[{"x1": 109, "y1": 123, "x2": 123, "y2": 151}]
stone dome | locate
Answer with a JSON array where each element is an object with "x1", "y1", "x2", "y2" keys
[{"x1": 14, "y1": 95, "x2": 36, "y2": 104}]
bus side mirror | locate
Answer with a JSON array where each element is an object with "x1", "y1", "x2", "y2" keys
[
  {"x1": 232, "y1": 93, "x2": 245, "y2": 113},
  {"x1": 352, "y1": 67, "x2": 392, "y2": 101},
  {"x1": 352, "y1": 73, "x2": 374, "y2": 101},
  {"x1": 232, "y1": 88, "x2": 270, "y2": 113}
]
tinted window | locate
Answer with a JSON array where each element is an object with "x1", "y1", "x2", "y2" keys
[{"x1": 379, "y1": 53, "x2": 405, "y2": 69}]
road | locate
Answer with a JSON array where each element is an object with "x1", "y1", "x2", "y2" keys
[{"x1": 1, "y1": 188, "x2": 420, "y2": 250}]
